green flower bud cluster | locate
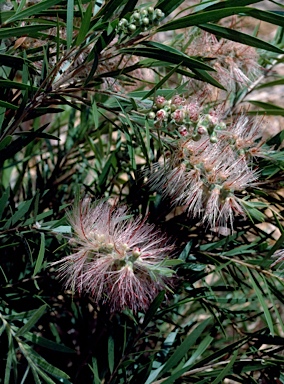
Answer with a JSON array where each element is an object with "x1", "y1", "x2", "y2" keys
[
  {"x1": 116, "y1": 7, "x2": 164, "y2": 35},
  {"x1": 149, "y1": 95, "x2": 226, "y2": 142}
]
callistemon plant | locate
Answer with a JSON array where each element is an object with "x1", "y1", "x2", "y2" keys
[
  {"x1": 53, "y1": 199, "x2": 174, "y2": 312},
  {"x1": 148, "y1": 96, "x2": 269, "y2": 230}
]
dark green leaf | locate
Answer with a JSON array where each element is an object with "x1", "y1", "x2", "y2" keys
[
  {"x1": 4, "y1": 0, "x2": 62, "y2": 24},
  {"x1": 108, "y1": 335, "x2": 114, "y2": 374},
  {"x1": 75, "y1": 1, "x2": 93, "y2": 46},
  {"x1": 143, "y1": 291, "x2": 165, "y2": 328},
  {"x1": 158, "y1": 317, "x2": 212, "y2": 378},
  {"x1": 33, "y1": 232, "x2": 45, "y2": 276},
  {"x1": 158, "y1": 7, "x2": 284, "y2": 42},
  {"x1": 0, "y1": 24, "x2": 55, "y2": 39},
  {"x1": 66, "y1": 0, "x2": 74, "y2": 49},
  {"x1": 16, "y1": 304, "x2": 47, "y2": 337},
  {"x1": 24, "y1": 333, "x2": 75, "y2": 354},
  {"x1": 120, "y1": 46, "x2": 214, "y2": 71},
  {"x1": 199, "y1": 23, "x2": 283, "y2": 54}
]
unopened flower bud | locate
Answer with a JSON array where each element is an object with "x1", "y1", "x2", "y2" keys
[
  {"x1": 142, "y1": 17, "x2": 149, "y2": 25},
  {"x1": 171, "y1": 109, "x2": 184, "y2": 123},
  {"x1": 148, "y1": 7, "x2": 154, "y2": 14},
  {"x1": 155, "y1": 9, "x2": 164, "y2": 19},
  {"x1": 186, "y1": 103, "x2": 199, "y2": 122},
  {"x1": 210, "y1": 132, "x2": 218, "y2": 143},
  {"x1": 119, "y1": 18, "x2": 128, "y2": 26},
  {"x1": 132, "y1": 248, "x2": 141, "y2": 257},
  {"x1": 133, "y1": 12, "x2": 140, "y2": 20},
  {"x1": 197, "y1": 125, "x2": 208, "y2": 135},
  {"x1": 148, "y1": 111, "x2": 156, "y2": 119},
  {"x1": 178, "y1": 125, "x2": 188, "y2": 137},
  {"x1": 128, "y1": 24, "x2": 136, "y2": 32},
  {"x1": 140, "y1": 9, "x2": 148, "y2": 17},
  {"x1": 171, "y1": 95, "x2": 185, "y2": 107},
  {"x1": 156, "y1": 109, "x2": 168, "y2": 121},
  {"x1": 155, "y1": 95, "x2": 166, "y2": 108}
]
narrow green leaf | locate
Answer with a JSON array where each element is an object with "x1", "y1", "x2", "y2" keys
[
  {"x1": 29, "y1": 365, "x2": 42, "y2": 384},
  {"x1": 4, "y1": 0, "x2": 62, "y2": 24},
  {"x1": 0, "y1": 135, "x2": 12, "y2": 151},
  {"x1": 211, "y1": 349, "x2": 238, "y2": 384},
  {"x1": 33, "y1": 232, "x2": 45, "y2": 276},
  {"x1": 25, "y1": 333, "x2": 75, "y2": 353},
  {"x1": 256, "y1": 79, "x2": 284, "y2": 89},
  {"x1": 158, "y1": 7, "x2": 284, "y2": 36},
  {"x1": 90, "y1": 358, "x2": 101, "y2": 384},
  {"x1": 158, "y1": 317, "x2": 212, "y2": 378},
  {"x1": 264, "y1": 279, "x2": 284, "y2": 334},
  {"x1": 247, "y1": 100, "x2": 284, "y2": 110},
  {"x1": 191, "y1": 68, "x2": 225, "y2": 89},
  {"x1": 76, "y1": 1, "x2": 93, "y2": 46},
  {"x1": 0, "y1": 100, "x2": 18, "y2": 110},
  {"x1": 108, "y1": 335, "x2": 115, "y2": 373},
  {"x1": 16, "y1": 304, "x2": 47, "y2": 337},
  {"x1": 206, "y1": 0, "x2": 266, "y2": 10},
  {"x1": 183, "y1": 333, "x2": 214, "y2": 368},
  {"x1": 247, "y1": 110, "x2": 284, "y2": 116},
  {"x1": 156, "y1": 0, "x2": 187, "y2": 16},
  {"x1": 120, "y1": 47, "x2": 214, "y2": 71},
  {"x1": 4, "y1": 333, "x2": 15, "y2": 384},
  {"x1": 143, "y1": 291, "x2": 165, "y2": 328},
  {"x1": 247, "y1": 268, "x2": 274, "y2": 335},
  {"x1": 0, "y1": 80, "x2": 38, "y2": 92},
  {"x1": 10, "y1": 197, "x2": 34, "y2": 226},
  {"x1": 0, "y1": 187, "x2": 9, "y2": 220},
  {"x1": 66, "y1": 0, "x2": 74, "y2": 49},
  {"x1": 142, "y1": 63, "x2": 182, "y2": 100},
  {"x1": 199, "y1": 23, "x2": 283, "y2": 54},
  {"x1": 0, "y1": 24, "x2": 54, "y2": 39},
  {"x1": 22, "y1": 345, "x2": 70, "y2": 379},
  {"x1": 91, "y1": 98, "x2": 100, "y2": 129},
  {"x1": 0, "y1": 53, "x2": 33, "y2": 69},
  {"x1": 161, "y1": 334, "x2": 214, "y2": 384},
  {"x1": 97, "y1": 0, "x2": 128, "y2": 22}
]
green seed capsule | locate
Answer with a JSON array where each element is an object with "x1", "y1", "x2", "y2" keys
[
  {"x1": 119, "y1": 18, "x2": 128, "y2": 26},
  {"x1": 140, "y1": 9, "x2": 148, "y2": 17},
  {"x1": 142, "y1": 17, "x2": 149, "y2": 25},
  {"x1": 133, "y1": 12, "x2": 140, "y2": 20},
  {"x1": 128, "y1": 24, "x2": 136, "y2": 32}
]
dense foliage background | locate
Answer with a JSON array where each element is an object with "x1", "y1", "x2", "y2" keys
[{"x1": 1, "y1": 0, "x2": 284, "y2": 383}]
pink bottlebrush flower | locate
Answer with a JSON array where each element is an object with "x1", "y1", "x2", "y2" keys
[
  {"x1": 186, "y1": 31, "x2": 261, "y2": 90},
  {"x1": 218, "y1": 195, "x2": 246, "y2": 229},
  {"x1": 148, "y1": 130, "x2": 258, "y2": 229},
  {"x1": 203, "y1": 185, "x2": 222, "y2": 228},
  {"x1": 222, "y1": 116, "x2": 267, "y2": 158},
  {"x1": 52, "y1": 199, "x2": 174, "y2": 313}
]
